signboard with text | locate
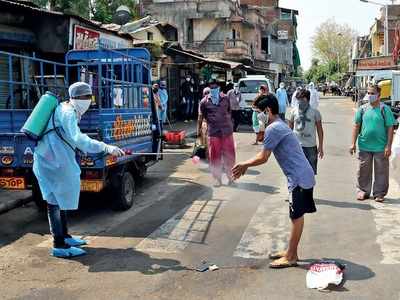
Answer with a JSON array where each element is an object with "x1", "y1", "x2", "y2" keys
[
  {"x1": 73, "y1": 25, "x2": 130, "y2": 50},
  {"x1": 357, "y1": 56, "x2": 396, "y2": 70}
]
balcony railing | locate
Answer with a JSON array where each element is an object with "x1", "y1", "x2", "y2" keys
[{"x1": 184, "y1": 39, "x2": 252, "y2": 60}]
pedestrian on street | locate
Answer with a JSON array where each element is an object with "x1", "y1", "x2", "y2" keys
[
  {"x1": 276, "y1": 82, "x2": 289, "y2": 121},
  {"x1": 232, "y1": 94, "x2": 316, "y2": 268},
  {"x1": 252, "y1": 102, "x2": 261, "y2": 145},
  {"x1": 181, "y1": 75, "x2": 195, "y2": 122},
  {"x1": 227, "y1": 83, "x2": 242, "y2": 132},
  {"x1": 158, "y1": 80, "x2": 169, "y2": 124},
  {"x1": 198, "y1": 79, "x2": 236, "y2": 187},
  {"x1": 308, "y1": 82, "x2": 320, "y2": 109},
  {"x1": 350, "y1": 84, "x2": 396, "y2": 203},
  {"x1": 289, "y1": 89, "x2": 324, "y2": 175},
  {"x1": 291, "y1": 87, "x2": 302, "y2": 108},
  {"x1": 33, "y1": 82, "x2": 125, "y2": 258},
  {"x1": 259, "y1": 84, "x2": 269, "y2": 96},
  {"x1": 198, "y1": 87, "x2": 210, "y2": 148}
]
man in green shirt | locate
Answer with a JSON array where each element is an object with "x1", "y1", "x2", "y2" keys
[{"x1": 350, "y1": 85, "x2": 395, "y2": 202}]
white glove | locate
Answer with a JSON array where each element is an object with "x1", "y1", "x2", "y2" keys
[
  {"x1": 105, "y1": 145, "x2": 125, "y2": 157},
  {"x1": 182, "y1": 97, "x2": 186, "y2": 104}
]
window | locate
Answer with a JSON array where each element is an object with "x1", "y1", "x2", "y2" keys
[
  {"x1": 147, "y1": 32, "x2": 154, "y2": 41},
  {"x1": 239, "y1": 80, "x2": 268, "y2": 93},
  {"x1": 280, "y1": 10, "x2": 292, "y2": 20}
]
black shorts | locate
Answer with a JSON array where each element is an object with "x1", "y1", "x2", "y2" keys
[
  {"x1": 302, "y1": 146, "x2": 318, "y2": 175},
  {"x1": 289, "y1": 186, "x2": 317, "y2": 220}
]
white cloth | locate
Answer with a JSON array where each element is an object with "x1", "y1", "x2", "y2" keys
[
  {"x1": 291, "y1": 91, "x2": 299, "y2": 108},
  {"x1": 310, "y1": 89, "x2": 320, "y2": 109}
]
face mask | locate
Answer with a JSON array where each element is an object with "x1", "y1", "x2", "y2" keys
[
  {"x1": 298, "y1": 99, "x2": 309, "y2": 111},
  {"x1": 210, "y1": 87, "x2": 220, "y2": 105},
  {"x1": 280, "y1": 84, "x2": 285, "y2": 89},
  {"x1": 70, "y1": 98, "x2": 91, "y2": 119},
  {"x1": 234, "y1": 87, "x2": 239, "y2": 93},
  {"x1": 186, "y1": 78, "x2": 191, "y2": 82},
  {"x1": 153, "y1": 88, "x2": 159, "y2": 93},
  {"x1": 366, "y1": 94, "x2": 378, "y2": 103}
]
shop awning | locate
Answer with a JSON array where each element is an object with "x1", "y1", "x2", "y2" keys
[
  {"x1": 355, "y1": 69, "x2": 394, "y2": 80},
  {"x1": 166, "y1": 46, "x2": 243, "y2": 70}
]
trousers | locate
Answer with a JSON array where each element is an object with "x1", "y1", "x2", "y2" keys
[
  {"x1": 357, "y1": 151, "x2": 389, "y2": 198},
  {"x1": 47, "y1": 204, "x2": 70, "y2": 248},
  {"x1": 208, "y1": 134, "x2": 236, "y2": 181}
]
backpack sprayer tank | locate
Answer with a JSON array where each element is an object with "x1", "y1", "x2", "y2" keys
[{"x1": 21, "y1": 92, "x2": 59, "y2": 141}]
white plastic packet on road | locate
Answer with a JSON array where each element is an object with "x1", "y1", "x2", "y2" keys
[
  {"x1": 391, "y1": 128, "x2": 400, "y2": 169},
  {"x1": 306, "y1": 261, "x2": 345, "y2": 290}
]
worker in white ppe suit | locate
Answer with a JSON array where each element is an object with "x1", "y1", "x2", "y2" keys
[
  {"x1": 308, "y1": 82, "x2": 320, "y2": 109},
  {"x1": 291, "y1": 87, "x2": 302, "y2": 108},
  {"x1": 33, "y1": 82, "x2": 124, "y2": 258}
]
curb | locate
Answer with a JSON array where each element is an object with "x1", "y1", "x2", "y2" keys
[{"x1": 0, "y1": 196, "x2": 32, "y2": 215}]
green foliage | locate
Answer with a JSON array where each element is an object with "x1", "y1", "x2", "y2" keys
[
  {"x1": 311, "y1": 18, "x2": 357, "y2": 74},
  {"x1": 32, "y1": 0, "x2": 138, "y2": 22},
  {"x1": 32, "y1": 0, "x2": 90, "y2": 18},
  {"x1": 91, "y1": 0, "x2": 138, "y2": 23}
]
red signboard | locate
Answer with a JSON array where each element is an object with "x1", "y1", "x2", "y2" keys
[
  {"x1": 74, "y1": 25, "x2": 100, "y2": 50},
  {"x1": 357, "y1": 56, "x2": 396, "y2": 70}
]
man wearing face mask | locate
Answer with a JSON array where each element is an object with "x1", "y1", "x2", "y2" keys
[
  {"x1": 227, "y1": 83, "x2": 242, "y2": 132},
  {"x1": 350, "y1": 85, "x2": 395, "y2": 203},
  {"x1": 198, "y1": 79, "x2": 236, "y2": 187},
  {"x1": 33, "y1": 82, "x2": 125, "y2": 258},
  {"x1": 181, "y1": 75, "x2": 195, "y2": 122},
  {"x1": 289, "y1": 89, "x2": 324, "y2": 175},
  {"x1": 233, "y1": 94, "x2": 316, "y2": 268},
  {"x1": 276, "y1": 82, "x2": 289, "y2": 121}
]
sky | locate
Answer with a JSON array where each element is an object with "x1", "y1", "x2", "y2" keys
[{"x1": 279, "y1": 0, "x2": 385, "y2": 70}]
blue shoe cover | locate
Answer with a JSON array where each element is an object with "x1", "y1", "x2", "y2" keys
[
  {"x1": 52, "y1": 246, "x2": 86, "y2": 258},
  {"x1": 65, "y1": 237, "x2": 87, "y2": 247}
]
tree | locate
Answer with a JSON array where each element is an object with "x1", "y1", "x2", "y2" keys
[
  {"x1": 311, "y1": 18, "x2": 357, "y2": 73},
  {"x1": 90, "y1": 0, "x2": 138, "y2": 23},
  {"x1": 32, "y1": 0, "x2": 138, "y2": 22},
  {"x1": 32, "y1": 0, "x2": 90, "y2": 18}
]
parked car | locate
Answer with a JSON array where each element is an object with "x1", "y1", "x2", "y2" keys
[{"x1": 238, "y1": 75, "x2": 275, "y2": 125}]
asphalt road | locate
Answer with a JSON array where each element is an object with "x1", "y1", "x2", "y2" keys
[{"x1": 1, "y1": 97, "x2": 400, "y2": 299}]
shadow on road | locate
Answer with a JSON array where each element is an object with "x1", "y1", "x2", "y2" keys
[
  {"x1": 315, "y1": 199, "x2": 373, "y2": 211},
  {"x1": 234, "y1": 182, "x2": 279, "y2": 194},
  {"x1": 76, "y1": 248, "x2": 190, "y2": 274}
]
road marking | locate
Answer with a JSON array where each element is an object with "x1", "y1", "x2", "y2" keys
[
  {"x1": 234, "y1": 183, "x2": 289, "y2": 259},
  {"x1": 371, "y1": 177, "x2": 400, "y2": 264},
  {"x1": 135, "y1": 200, "x2": 221, "y2": 253}
]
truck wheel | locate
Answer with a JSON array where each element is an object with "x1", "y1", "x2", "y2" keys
[
  {"x1": 110, "y1": 171, "x2": 136, "y2": 211},
  {"x1": 32, "y1": 179, "x2": 47, "y2": 212}
]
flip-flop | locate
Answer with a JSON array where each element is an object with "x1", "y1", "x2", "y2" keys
[
  {"x1": 268, "y1": 251, "x2": 287, "y2": 260},
  {"x1": 269, "y1": 257, "x2": 298, "y2": 269}
]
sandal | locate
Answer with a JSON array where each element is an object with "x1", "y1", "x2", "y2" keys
[
  {"x1": 375, "y1": 197, "x2": 385, "y2": 203},
  {"x1": 268, "y1": 251, "x2": 287, "y2": 260},
  {"x1": 269, "y1": 257, "x2": 298, "y2": 269}
]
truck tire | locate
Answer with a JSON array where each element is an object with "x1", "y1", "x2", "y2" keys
[
  {"x1": 110, "y1": 171, "x2": 136, "y2": 211},
  {"x1": 32, "y1": 179, "x2": 47, "y2": 212}
]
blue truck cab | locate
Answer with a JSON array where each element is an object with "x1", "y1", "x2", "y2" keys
[{"x1": 0, "y1": 48, "x2": 162, "y2": 210}]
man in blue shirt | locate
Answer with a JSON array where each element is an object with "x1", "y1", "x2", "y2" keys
[
  {"x1": 276, "y1": 82, "x2": 289, "y2": 121},
  {"x1": 233, "y1": 94, "x2": 316, "y2": 269}
]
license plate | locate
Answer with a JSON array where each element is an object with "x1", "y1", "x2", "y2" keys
[
  {"x1": 80, "y1": 180, "x2": 104, "y2": 192},
  {"x1": 0, "y1": 177, "x2": 26, "y2": 190}
]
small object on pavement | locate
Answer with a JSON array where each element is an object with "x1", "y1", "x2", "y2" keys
[
  {"x1": 306, "y1": 260, "x2": 345, "y2": 290},
  {"x1": 209, "y1": 264, "x2": 219, "y2": 271},
  {"x1": 192, "y1": 155, "x2": 201, "y2": 165},
  {"x1": 52, "y1": 246, "x2": 86, "y2": 258},
  {"x1": 196, "y1": 265, "x2": 209, "y2": 272},
  {"x1": 165, "y1": 130, "x2": 186, "y2": 145}
]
